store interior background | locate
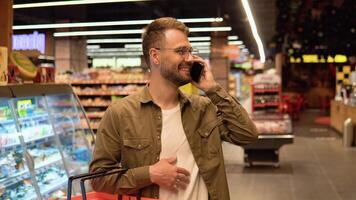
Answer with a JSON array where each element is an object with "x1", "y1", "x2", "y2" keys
[{"x1": 0, "y1": 0, "x2": 356, "y2": 199}]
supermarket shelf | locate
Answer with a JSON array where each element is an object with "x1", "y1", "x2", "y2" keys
[
  {"x1": 1, "y1": 132, "x2": 55, "y2": 152},
  {"x1": 35, "y1": 155, "x2": 63, "y2": 170},
  {"x1": 18, "y1": 113, "x2": 49, "y2": 122},
  {"x1": 0, "y1": 155, "x2": 63, "y2": 188},
  {"x1": 75, "y1": 92, "x2": 134, "y2": 96},
  {"x1": 253, "y1": 103, "x2": 280, "y2": 108},
  {"x1": 0, "y1": 118, "x2": 15, "y2": 124},
  {"x1": 1, "y1": 122, "x2": 83, "y2": 152},
  {"x1": 48, "y1": 102, "x2": 76, "y2": 107},
  {"x1": 40, "y1": 177, "x2": 68, "y2": 198},
  {"x1": 253, "y1": 88, "x2": 280, "y2": 93},
  {"x1": 81, "y1": 103, "x2": 111, "y2": 107},
  {"x1": 70, "y1": 80, "x2": 148, "y2": 85},
  {"x1": 27, "y1": 176, "x2": 67, "y2": 200}
]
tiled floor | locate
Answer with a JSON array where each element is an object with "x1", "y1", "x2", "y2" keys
[{"x1": 223, "y1": 110, "x2": 356, "y2": 200}]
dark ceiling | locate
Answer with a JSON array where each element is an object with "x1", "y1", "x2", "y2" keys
[{"x1": 13, "y1": 0, "x2": 277, "y2": 58}]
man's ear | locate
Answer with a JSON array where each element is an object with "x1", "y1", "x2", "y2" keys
[{"x1": 149, "y1": 48, "x2": 160, "y2": 65}]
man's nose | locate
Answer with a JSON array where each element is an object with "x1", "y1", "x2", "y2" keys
[{"x1": 184, "y1": 53, "x2": 194, "y2": 62}]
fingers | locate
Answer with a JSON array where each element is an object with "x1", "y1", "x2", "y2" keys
[
  {"x1": 177, "y1": 173, "x2": 190, "y2": 184},
  {"x1": 177, "y1": 167, "x2": 190, "y2": 177},
  {"x1": 166, "y1": 156, "x2": 177, "y2": 164}
]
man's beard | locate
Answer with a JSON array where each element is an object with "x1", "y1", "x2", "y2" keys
[{"x1": 160, "y1": 63, "x2": 191, "y2": 86}]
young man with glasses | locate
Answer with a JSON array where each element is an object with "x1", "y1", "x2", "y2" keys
[{"x1": 90, "y1": 17, "x2": 258, "y2": 200}]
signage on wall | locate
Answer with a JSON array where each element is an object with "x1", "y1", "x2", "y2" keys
[
  {"x1": 290, "y1": 54, "x2": 348, "y2": 63},
  {"x1": 12, "y1": 31, "x2": 45, "y2": 54}
]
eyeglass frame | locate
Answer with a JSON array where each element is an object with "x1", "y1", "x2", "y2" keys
[{"x1": 154, "y1": 46, "x2": 199, "y2": 58}]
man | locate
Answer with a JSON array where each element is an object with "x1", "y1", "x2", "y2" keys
[{"x1": 89, "y1": 17, "x2": 258, "y2": 200}]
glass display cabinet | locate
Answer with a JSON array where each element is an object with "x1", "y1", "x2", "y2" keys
[
  {"x1": 244, "y1": 113, "x2": 294, "y2": 167},
  {"x1": 0, "y1": 84, "x2": 94, "y2": 200}
]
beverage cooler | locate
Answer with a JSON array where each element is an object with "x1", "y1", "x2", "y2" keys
[{"x1": 0, "y1": 84, "x2": 94, "y2": 200}]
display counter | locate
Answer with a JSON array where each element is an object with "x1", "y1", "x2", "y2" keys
[
  {"x1": 330, "y1": 100, "x2": 356, "y2": 134},
  {"x1": 243, "y1": 113, "x2": 293, "y2": 167}
]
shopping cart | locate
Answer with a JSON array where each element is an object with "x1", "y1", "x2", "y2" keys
[{"x1": 66, "y1": 169, "x2": 157, "y2": 200}]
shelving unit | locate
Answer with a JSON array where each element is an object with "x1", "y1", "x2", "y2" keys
[
  {"x1": 56, "y1": 69, "x2": 149, "y2": 131},
  {"x1": 251, "y1": 74, "x2": 281, "y2": 112}
]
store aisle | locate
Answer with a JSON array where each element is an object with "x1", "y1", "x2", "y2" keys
[{"x1": 223, "y1": 110, "x2": 356, "y2": 200}]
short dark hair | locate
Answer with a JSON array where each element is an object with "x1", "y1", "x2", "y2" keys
[{"x1": 142, "y1": 17, "x2": 189, "y2": 65}]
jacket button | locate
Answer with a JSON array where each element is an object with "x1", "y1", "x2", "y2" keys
[
  {"x1": 157, "y1": 135, "x2": 160, "y2": 140},
  {"x1": 138, "y1": 144, "x2": 142, "y2": 148},
  {"x1": 205, "y1": 132, "x2": 209, "y2": 136},
  {"x1": 158, "y1": 116, "x2": 161, "y2": 120}
]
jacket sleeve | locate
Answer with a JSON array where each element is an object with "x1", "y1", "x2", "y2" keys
[
  {"x1": 89, "y1": 105, "x2": 152, "y2": 194},
  {"x1": 205, "y1": 84, "x2": 259, "y2": 145}
]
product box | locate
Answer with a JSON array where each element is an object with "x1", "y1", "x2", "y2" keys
[
  {"x1": 0, "y1": 47, "x2": 8, "y2": 85},
  {"x1": 7, "y1": 64, "x2": 21, "y2": 84},
  {"x1": 34, "y1": 66, "x2": 55, "y2": 83}
]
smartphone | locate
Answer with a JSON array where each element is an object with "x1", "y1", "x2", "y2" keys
[{"x1": 190, "y1": 62, "x2": 203, "y2": 82}]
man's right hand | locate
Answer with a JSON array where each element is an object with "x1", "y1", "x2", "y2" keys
[{"x1": 149, "y1": 157, "x2": 190, "y2": 192}]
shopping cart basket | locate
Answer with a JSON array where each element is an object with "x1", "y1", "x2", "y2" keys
[{"x1": 66, "y1": 169, "x2": 157, "y2": 200}]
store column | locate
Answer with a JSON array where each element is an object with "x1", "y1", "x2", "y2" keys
[
  {"x1": 0, "y1": 0, "x2": 13, "y2": 51},
  {"x1": 210, "y1": 22, "x2": 229, "y2": 90},
  {"x1": 55, "y1": 37, "x2": 88, "y2": 73}
]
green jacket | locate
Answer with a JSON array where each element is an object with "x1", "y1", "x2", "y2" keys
[{"x1": 89, "y1": 84, "x2": 258, "y2": 200}]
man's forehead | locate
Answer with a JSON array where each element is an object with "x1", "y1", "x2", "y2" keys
[{"x1": 163, "y1": 29, "x2": 190, "y2": 46}]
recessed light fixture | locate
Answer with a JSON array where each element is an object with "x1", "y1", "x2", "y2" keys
[
  {"x1": 14, "y1": 18, "x2": 223, "y2": 30},
  {"x1": 241, "y1": 0, "x2": 265, "y2": 63},
  {"x1": 228, "y1": 41, "x2": 243, "y2": 45},
  {"x1": 13, "y1": 0, "x2": 151, "y2": 9},
  {"x1": 54, "y1": 27, "x2": 231, "y2": 37},
  {"x1": 87, "y1": 36, "x2": 212, "y2": 44}
]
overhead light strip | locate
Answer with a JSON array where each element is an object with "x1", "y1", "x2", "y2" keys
[
  {"x1": 228, "y1": 41, "x2": 243, "y2": 45},
  {"x1": 54, "y1": 27, "x2": 231, "y2": 37},
  {"x1": 87, "y1": 36, "x2": 212, "y2": 44},
  {"x1": 13, "y1": 0, "x2": 151, "y2": 9},
  {"x1": 14, "y1": 18, "x2": 223, "y2": 30},
  {"x1": 241, "y1": 0, "x2": 265, "y2": 63}
]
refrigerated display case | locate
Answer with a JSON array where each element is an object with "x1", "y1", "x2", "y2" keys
[
  {"x1": 0, "y1": 84, "x2": 94, "y2": 200},
  {"x1": 243, "y1": 113, "x2": 293, "y2": 167}
]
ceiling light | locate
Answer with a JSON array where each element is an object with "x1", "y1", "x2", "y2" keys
[
  {"x1": 188, "y1": 37, "x2": 211, "y2": 41},
  {"x1": 87, "y1": 45, "x2": 100, "y2": 49},
  {"x1": 13, "y1": 0, "x2": 151, "y2": 9},
  {"x1": 87, "y1": 48, "x2": 142, "y2": 52},
  {"x1": 54, "y1": 29, "x2": 143, "y2": 37},
  {"x1": 242, "y1": 0, "x2": 265, "y2": 63},
  {"x1": 228, "y1": 36, "x2": 239, "y2": 40},
  {"x1": 228, "y1": 41, "x2": 243, "y2": 45},
  {"x1": 190, "y1": 42, "x2": 211, "y2": 47},
  {"x1": 54, "y1": 27, "x2": 231, "y2": 37},
  {"x1": 87, "y1": 38, "x2": 142, "y2": 43},
  {"x1": 124, "y1": 44, "x2": 142, "y2": 48},
  {"x1": 87, "y1": 36, "x2": 211, "y2": 44},
  {"x1": 14, "y1": 18, "x2": 223, "y2": 30},
  {"x1": 190, "y1": 27, "x2": 231, "y2": 32}
]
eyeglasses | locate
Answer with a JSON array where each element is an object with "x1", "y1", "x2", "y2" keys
[{"x1": 155, "y1": 46, "x2": 199, "y2": 58}]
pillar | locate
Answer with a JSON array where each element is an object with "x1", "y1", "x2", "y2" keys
[
  {"x1": 0, "y1": 0, "x2": 13, "y2": 52},
  {"x1": 210, "y1": 22, "x2": 229, "y2": 90},
  {"x1": 55, "y1": 37, "x2": 88, "y2": 73}
]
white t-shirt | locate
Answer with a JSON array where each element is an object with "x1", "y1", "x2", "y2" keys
[{"x1": 159, "y1": 104, "x2": 208, "y2": 200}]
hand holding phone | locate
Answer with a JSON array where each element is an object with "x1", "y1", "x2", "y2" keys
[{"x1": 190, "y1": 62, "x2": 204, "y2": 83}]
